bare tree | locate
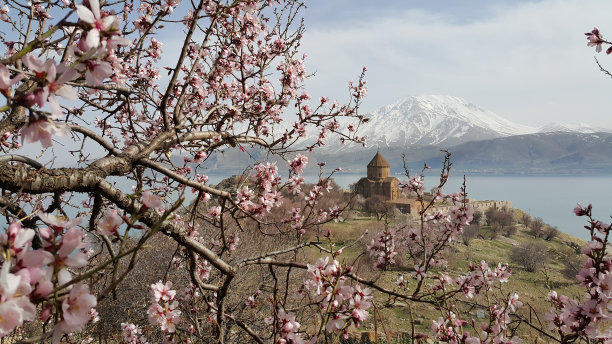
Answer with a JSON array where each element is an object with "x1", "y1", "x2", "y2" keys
[
  {"x1": 521, "y1": 213, "x2": 532, "y2": 229},
  {"x1": 472, "y1": 209, "x2": 483, "y2": 226},
  {"x1": 529, "y1": 217, "x2": 545, "y2": 238},
  {"x1": 485, "y1": 207, "x2": 515, "y2": 238},
  {"x1": 462, "y1": 223, "x2": 481, "y2": 245},
  {"x1": 364, "y1": 195, "x2": 398, "y2": 221},
  {"x1": 543, "y1": 226, "x2": 561, "y2": 241},
  {"x1": 510, "y1": 242, "x2": 550, "y2": 272}
]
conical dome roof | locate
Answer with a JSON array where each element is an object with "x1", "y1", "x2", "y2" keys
[{"x1": 367, "y1": 152, "x2": 390, "y2": 168}]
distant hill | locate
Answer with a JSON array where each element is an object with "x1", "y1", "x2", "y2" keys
[
  {"x1": 197, "y1": 131, "x2": 612, "y2": 175},
  {"x1": 433, "y1": 131, "x2": 612, "y2": 173},
  {"x1": 311, "y1": 132, "x2": 612, "y2": 174}
]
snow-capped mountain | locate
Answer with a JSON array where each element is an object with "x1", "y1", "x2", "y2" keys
[
  {"x1": 210, "y1": 94, "x2": 612, "y2": 174},
  {"x1": 351, "y1": 95, "x2": 537, "y2": 148},
  {"x1": 537, "y1": 122, "x2": 604, "y2": 134}
]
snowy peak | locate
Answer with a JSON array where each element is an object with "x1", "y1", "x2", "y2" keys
[
  {"x1": 320, "y1": 95, "x2": 611, "y2": 152},
  {"x1": 358, "y1": 95, "x2": 536, "y2": 147},
  {"x1": 537, "y1": 122, "x2": 604, "y2": 134},
  {"x1": 385, "y1": 95, "x2": 535, "y2": 136}
]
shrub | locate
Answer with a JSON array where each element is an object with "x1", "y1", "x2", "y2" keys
[
  {"x1": 528, "y1": 217, "x2": 545, "y2": 238},
  {"x1": 462, "y1": 223, "x2": 481, "y2": 245},
  {"x1": 543, "y1": 226, "x2": 561, "y2": 241},
  {"x1": 510, "y1": 242, "x2": 550, "y2": 272}
]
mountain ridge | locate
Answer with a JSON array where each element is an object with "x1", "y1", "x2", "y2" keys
[{"x1": 332, "y1": 94, "x2": 610, "y2": 150}]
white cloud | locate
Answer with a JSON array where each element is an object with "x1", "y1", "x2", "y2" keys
[{"x1": 300, "y1": 0, "x2": 612, "y2": 128}]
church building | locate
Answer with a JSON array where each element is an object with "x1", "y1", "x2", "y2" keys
[{"x1": 354, "y1": 152, "x2": 401, "y2": 201}]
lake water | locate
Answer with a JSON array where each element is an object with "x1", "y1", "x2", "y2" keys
[
  {"x1": 208, "y1": 173, "x2": 611, "y2": 241},
  {"x1": 7, "y1": 172, "x2": 608, "y2": 242},
  {"x1": 438, "y1": 174, "x2": 612, "y2": 241}
]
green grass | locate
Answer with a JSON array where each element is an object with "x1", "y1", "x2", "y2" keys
[{"x1": 309, "y1": 209, "x2": 590, "y2": 341}]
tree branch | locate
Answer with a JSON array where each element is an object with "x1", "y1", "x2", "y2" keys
[{"x1": 0, "y1": 154, "x2": 43, "y2": 169}]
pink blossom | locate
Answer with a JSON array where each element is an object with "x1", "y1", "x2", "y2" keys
[
  {"x1": 329, "y1": 206, "x2": 344, "y2": 222},
  {"x1": 53, "y1": 283, "x2": 97, "y2": 343},
  {"x1": 194, "y1": 150, "x2": 206, "y2": 163},
  {"x1": 85, "y1": 58, "x2": 113, "y2": 86},
  {"x1": 31, "y1": 4, "x2": 50, "y2": 19},
  {"x1": 279, "y1": 308, "x2": 300, "y2": 333},
  {"x1": 97, "y1": 209, "x2": 123, "y2": 236},
  {"x1": 141, "y1": 191, "x2": 163, "y2": 209},
  {"x1": 22, "y1": 55, "x2": 56, "y2": 107},
  {"x1": 45, "y1": 67, "x2": 78, "y2": 114},
  {"x1": 134, "y1": 14, "x2": 153, "y2": 32},
  {"x1": 160, "y1": 0, "x2": 181, "y2": 14},
  {"x1": 465, "y1": 336, "x2": 480, "y2": 344},
  {"x1": 245, "y1": 295, "x2": 256, "y2": 308},
  {"x1": 236, "y1": 186, "x2": 255, "y2": 211},
  {"x1": 147, "y1": 281, "x2": 181, "y2": 334},
  {"x1": 208, "y1": 205, "x2": 221, "y2": 218},
  {"x1": 494, "y1": 263, "x2": 511, "y2": 283},
  {"x1": 350, "y1": 294, "x2": 371, "y2": 324},
  {"x1": 1, "y1": 222, "x2": 34, "y2": 252},
  {"x1": 151, "y1": 280, "x2": 176, "y2": 303},
  {"x1": 76, "y1": 0, "x2": 119, "y2": 50},
  {"x1": 20, "y1": 118, "x2": 70, "y2": 148},
  {"x1": 288, "y1": 176, "x2": 304, "y2": 194},
  {"x1": 58, "y1": 227, "x2": 87, "y2": 260},
  {"x1": 593, "y1": 220, "x2": 609, "y2": 234},
  {"x1": 228, "y1": 233, "x2": 239, "y2": 251},
  {"x1": 0, "y1": 5, "x2": 9, "y2": 22},
  {"x1": 22, "y1": 54, "x2": 78, "y2": 115},
  {"x1": 201, "y1": 192, "x2": 211, "y2": 202},
  {"x1": 158, "y1": 307, "x2": 181, "y2": 333},
  {"x1": 271, "y1": 307, "x2": 306, "y2": 343},
  {"x1": 0, "y1": 298, "x2": 30, "y2": 336},
  {"x1": 413, "y1": 265, "x2": 426, "y2": 281},
  {"x1": 367, "y1": 230, "x2": 397, "y2": 270},
  {"x1": 585, "y1": 27, "x2": 604, "y2": 53},
  {"x1": 121, "y1": 323, "x2": 149, "y2": 344},
  {"x1": 324, "y1": 259, "x2": 341, "y2": 276},
  {"x1": 0, "y1": 263, "x2": 36, "y2": 336},
  {"x1": 61, "y1": 283, "x2": 97, "y2": 329},
  {"x1": 55, "y1": 227, "x2": 88, "y2": 271},
  {"x1": 396, "y1": 274, "x2": 405, "y2": 287},
  {"x1": 585, "y1": 323, "x2": 612, "y2": 341},
  {"x1": 197, "y1": 260, "x2": 211, "y2": 281},
  {"x1": 326, "y1": 314, "x2": 346, "y2": 332},
  {"x1": 0, "y1": 64, "x2": 23, "y2": 97},
  {"x1": 508, "y1": 293, "x2": 523, "y2": 312},
  {"x1": 573, "y1": 203, "x2": 592, "y2": 216}
]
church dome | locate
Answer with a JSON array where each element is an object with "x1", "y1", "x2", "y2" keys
[{"x1": 367, "y1": 152, "x2": 390, "y2": 168}]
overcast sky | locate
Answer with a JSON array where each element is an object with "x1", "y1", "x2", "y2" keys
[{"x1": 299, "y1": 0, "x2": 612, "y2": 129}]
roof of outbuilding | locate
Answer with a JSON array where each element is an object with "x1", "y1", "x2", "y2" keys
[{"x1": 367, "y1": 152, "x2": 390, "y2": 168}]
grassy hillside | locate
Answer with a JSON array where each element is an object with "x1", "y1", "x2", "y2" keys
[{"x1": 308, "y1": 209, "x2": 589, "y2": 342}]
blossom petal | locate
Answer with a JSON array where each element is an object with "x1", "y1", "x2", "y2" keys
[
  {"x1": 65, "y1": 252, "x2": 88, "y2": 268},
  {"x1": 44, "y1": 60, "x2": 56, "y2": 83},
  {"x1": 56, "y1": 66, "x2": 78, "y2": 84},
  {"x1": 56, "y1": 85, "x2": 78, "y2": 100},
  {"x1": 21, "y1": 250, "x2": 54, "y2": 267},
  {"x1": 85, "y1": 29, "x2": 100, "y2": 50},
  {"x1": 88, "y1": 0, "x2": 100, "y2": 19},
  {"x1": 22, "y1": 54, "x2": 43, "y2": 72},
  {"x1": 76, "y1": 5, "x2": 95, "y2": 24}
]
